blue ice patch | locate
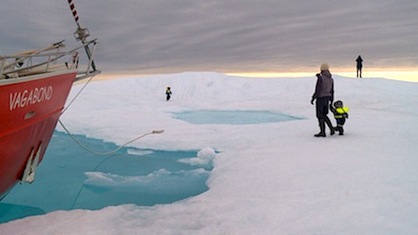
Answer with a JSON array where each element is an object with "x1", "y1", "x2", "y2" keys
[
  {"x1": 173, "y1": 110, "x2": 303, "y2": 125},
  {"x1": 0, "y1": 132, "x2": 213, "y2": 222}
]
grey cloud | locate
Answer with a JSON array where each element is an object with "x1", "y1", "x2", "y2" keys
[{"x1": 1, "y1": 1, "x2": 418, "y2": 74}]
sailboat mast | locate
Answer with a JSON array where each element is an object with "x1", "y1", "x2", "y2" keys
[{"x1": 67, "y1": 0, "x2": 97, "y2": 71}]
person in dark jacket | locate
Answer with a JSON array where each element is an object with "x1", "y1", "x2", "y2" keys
[
  {"x1": 356, "y1": 55, "x2": 363, "y2": 78},
  {"x1": 311, "y1": 63, "x2": 335, "y2": 137}
]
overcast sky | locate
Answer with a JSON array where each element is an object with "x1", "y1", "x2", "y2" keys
[{"x1": 2, "y1": 1, "x2": 418, "y2": 74}]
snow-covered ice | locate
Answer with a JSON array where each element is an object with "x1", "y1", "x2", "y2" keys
[{"x1": 1, "y1": 72, "x2": 418, "y2": 234}]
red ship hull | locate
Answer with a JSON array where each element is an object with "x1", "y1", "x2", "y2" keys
[{"x1": 0, "y1": 71, "x2": 76, "y2": 198}]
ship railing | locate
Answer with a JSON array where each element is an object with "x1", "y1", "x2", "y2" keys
[{"x1": 0, "y1": 39, "x2": 100, "y2": 81}]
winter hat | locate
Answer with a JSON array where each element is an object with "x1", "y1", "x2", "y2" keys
[
  {"x1": 320, "y1": 63, "x2": 329, "y2": 71},
  {"x1": 334, "y1": 100, "x2": 343, "y2": 108}
]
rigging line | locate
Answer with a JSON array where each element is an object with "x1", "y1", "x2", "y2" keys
[
  {"x1": 61, "y1": 122, "x2": 164, "y2": 210},
  {"x1": 58, "y1": 119, "x2": 164, "y2": 156},
  {"x1": 63, "y1": 125, "x2": 164, "y2": 210},
  {"x1": 61, "y1": 74, "x2": 96, "y2": 114}
]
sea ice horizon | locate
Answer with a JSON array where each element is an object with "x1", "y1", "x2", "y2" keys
[{"x1": 94, "y1": 69, "x2": 418, "y2": 83}]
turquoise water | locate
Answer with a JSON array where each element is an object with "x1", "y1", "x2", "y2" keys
[
  {"x1": 1, "y1": 110, "x2": 302, "y2": 223},
  {"x1": 173, "y1": 110, "x2": 303, "y2": 125},
  {"x1": 0, "y1": 132, "x2": 211, "y2": 223}
]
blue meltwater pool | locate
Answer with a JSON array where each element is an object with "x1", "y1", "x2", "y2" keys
[
  {"x1": 0, "y1": 131, "x2": 214, "y2": 223},
  {"x1": 173, "y1": 110, "x2": 303, "y2": 125}
]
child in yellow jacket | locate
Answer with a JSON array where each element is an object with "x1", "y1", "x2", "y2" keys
[{"x1": 330, "y1": 100, "x2": 349, "y2": 135}]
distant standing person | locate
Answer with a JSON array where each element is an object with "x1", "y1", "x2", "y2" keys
[
  {"x1": 311, "y1": 63, "x2": 335, "y2": 137},
  {"x1": 165, "y1": 86, "x2": 172, "y2": 101},
  {"x1": 356, "y1": 55, "x2": 363, "y2": 78}
]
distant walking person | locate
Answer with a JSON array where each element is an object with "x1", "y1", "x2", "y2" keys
[
  {"x1": 356, "y1": 55, "x2": 363, "y2": 78},
  {"x1": 311, "y1": 63, "x2": 335, "y2": 137},
  {"x1": 165, "y1": 86, "x2": 172, "y2": 101}
]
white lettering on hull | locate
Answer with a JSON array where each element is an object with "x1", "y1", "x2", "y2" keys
[{"x1": 9, "y1": 86, "x2": 53, "y2": 110}]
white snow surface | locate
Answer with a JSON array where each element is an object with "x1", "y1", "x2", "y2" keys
[{"x1": 1, "y1": 72, "x2": 418, "y2": 234}]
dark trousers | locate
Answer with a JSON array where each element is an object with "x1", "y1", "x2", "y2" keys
[
  {"x1": 357, "y1": 67, "x2": 362, "y2": 78},
  {"x1": 316, "y1": 97, "x2": 333, "y2": 133},
  {"x1": 336, "y1": 117, "x2": 346, "y2": 126},
  {"x1": 316, "y1": 97, "x2": 331, "y2": 119},
  {"x1": 335, "y1": 117, "x2": 346, "y2": 134}
]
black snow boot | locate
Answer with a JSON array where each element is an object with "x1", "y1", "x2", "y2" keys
[
  {"x1": 314, "y1": 120, "x2": 326, "y2": 137},
  {"x1": 338, "y1": 126, "x2": 344, "y2": 135}
]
